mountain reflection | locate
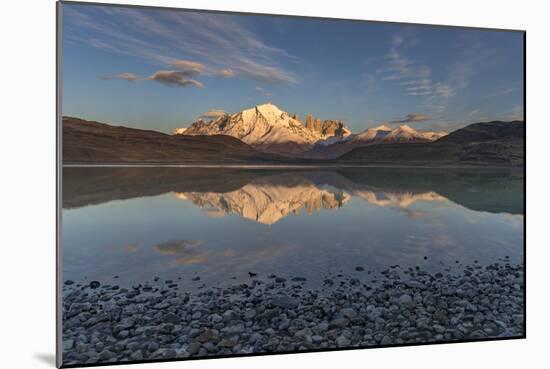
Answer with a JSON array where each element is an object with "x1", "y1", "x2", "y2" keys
[
  {"x1": 174, "y1": 174, "x2": 351, "y2": 224},
  {"x1": 63, "y1": 167, "x2": 524, "y2": 218},
  {"x1": 172, "y1": 177, "x2": 446, "y2": 224}
]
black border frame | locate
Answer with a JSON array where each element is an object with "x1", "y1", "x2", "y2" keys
[{"x1": 55, "y1": 1, "x2": 527, "y2": 368}]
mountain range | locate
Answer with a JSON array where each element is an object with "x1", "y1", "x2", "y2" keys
[
  {"x1": 177, "y1": 103, "x2": 347, "y2": 155},
  {"x1": 305, "y1": 123, "x2": 447, "y2": 159},
  {"x1": 62, "y1": 103, "x2": 524, "y2": 166},
  {"x1": 175, "y1": 103, "x2": 446, "y2": 157},
  {"x1": 340, "y1": 120, "x2": 524, "y2": 165}
]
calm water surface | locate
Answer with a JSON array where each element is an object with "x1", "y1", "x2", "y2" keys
[{"x1": 62, "y1": 167, "x2": 524, "y2": 289}]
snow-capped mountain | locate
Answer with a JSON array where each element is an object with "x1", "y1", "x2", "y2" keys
[
  {"x1": 306, "y1": 124, "x2": 447, "y2": 159},
  {"x1": 173, "y1": 127, "x2": 188, "y2": 135},
  {"x1": 176, "y1": 103, "x2": 329, "y2": 155},
  {"x1": 346, "y1": 124, "x2": 446, "y2": 145},
  {"x1": 174, "y1": 103, "x2": 445, "y2": 157},
  {"x1": 345, "y1": 124, "x2": 393, "y2": 143},
  {"x1": 381, "y1": 124, "x2": 446, "y2": 143}
]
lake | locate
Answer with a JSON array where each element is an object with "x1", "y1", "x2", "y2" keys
[{"x1": 61, "y1": 166, "x2": 524, "y2": 290}]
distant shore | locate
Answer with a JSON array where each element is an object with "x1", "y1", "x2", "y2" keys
[
  {"x1": 62, "y1": 162, "x2": 524, "y2": 169},
  {"x1": 61, "y1": 261, "x2": 524, "y2": 366}
]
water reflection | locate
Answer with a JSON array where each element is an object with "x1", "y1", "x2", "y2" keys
[
  {"x1": 63, "y1": 167, "x2": 523, "y2": 217},
  {"x1": 61, "y1": 166, "x2": 524, "y2": 288}
]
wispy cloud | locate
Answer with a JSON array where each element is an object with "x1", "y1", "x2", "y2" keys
[
  {"x1": 146, "y1": 71, "x2": 204, "y2": 88},
  {"x1": 502, "y1": 105, "x2": 524, "y2": 121},
  {"x1": 255, "y1": 85, "x2": 273, "y2": 97},
  {"x1": 218, "y1": 68, "x2": 236, "y2": 78},
  {"x1": 117, "y1": 72, "x2": 138, "y2": 82},
  {"x1": 64, "y1": 5, "x2": 298, "y2": 84},
  {"x1": 171, "y1": 59, "x2": 204, "y2": 74},
  {"x1": 97, "y1": 72, "x2": 138, "y2": 82},
  {"x1": 377, "y1": 33, "x2": 432, "y2": 97},
  {"x1": 424, "y1": 41, "x2": 497, "y2": 115},
  {"x1": 487, "y1": 87, "x2": 515, "y2": 98},
  {"x1": 465, "y1": 108, "x2": 480, "y2": 119},
  {"x1": 200, "y1": 109, "x2": 227, "y2": 119},
  {"x1": 376, "y1": 32, "x2": 498, "y2": 118},
  {"x1": 98, "y1": 70, "x2": 202, "y2": 88},
  {"x1": 390, "y1": 113, "x2": 431, "y2": 124}
]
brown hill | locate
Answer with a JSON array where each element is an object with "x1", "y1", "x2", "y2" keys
[
  {"x1": 62, "y1": 116, "x2": 284, "y2": 164},
  {"x1": 338, "y1": 121, "x2": 524, "y2": 166}
]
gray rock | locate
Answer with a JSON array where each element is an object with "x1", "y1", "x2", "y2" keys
[
  {"x1": 191, "y1": 311, "x2": 202, "y2": 320},
  {"x1": 294, "y1": 328, "x2": 312, "y2": 339},
  {"x1": 163, "y1": 312, "x2": 181, "y2": 324},
  {"x1": 75, "y1": 343, "x2": 87, "y2": 353},
  {"x1": 197, "y1": 329, "x2": 220, "y2": 343},
  {"x1": 130, "y1": 350, "x2": 143, "y2": 361},
  {"x1": 187, "y1": 342, "x2": 201, "y2": 355},
  {"x1": 222, "y1": 323, "x2": 245, "y2": 335},
  {"x1": 329, "y1": 318, "x2": 349, "y2": 329},
  {"x1": 340, "y1": 308, "x2": 358, "y2": 320},
  {"x1": 380, "y1": 335, "x2": 393, "y2": 345},
  {"x1": 313, "y1": 322, "x2": 329, "y2": 334},
  {"x1": 405, "y1": 280, "x2": 427, "y2": 290},
  {"x1": 433, "y1": 324, "x2": 446, "y2": 334},
  {"x1": 223, "y1": 310, "x2": 239, "y2": 321},
  {"x1": 176, "y1": 349, "x2": 190, "y2": 358},
  {"x1": 219, "y1": 337, "x2": 239, "y2": 348},
  {"x1": 512, "y1": 314, "x2": 524, "y2": 325},
  {"x1": 63, "y1": 339, "x2": 74, "y2": 351},
  {"x1": 312, "y1": 335, "x2": 324, "y2": 343},
  {"x1": 336, "y1": 335, "x2": 350, "y2": 347},
  {"x1": 210, "y1": 313, "x2": 223, "y2": 323},
  {"x1": 244, "y1": 309, "x2": 256, "y2": 319},
  {"x1": 271, "y1": 295, "x2": 298, "y2": 309},
  {"x1": 98, "y1": 350, "x2": 116, "y2": 361},
  {"x1": 147, "y1": 342, "x2": 160, "y2": 352},
  {"x1": 398, "y1": 294, "x2": 413, "y2": 306},
  {"x1": 261, "y1": 307, "x2": 282, "y2": 320}
]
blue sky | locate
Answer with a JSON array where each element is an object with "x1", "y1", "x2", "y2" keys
[{"x1": 61, "y1": 3, "x2": 524, "y2": 134}]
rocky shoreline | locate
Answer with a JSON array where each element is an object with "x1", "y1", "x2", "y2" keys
[{"x1": 62, "y1": 261, "x2": 524, "y2": 366}]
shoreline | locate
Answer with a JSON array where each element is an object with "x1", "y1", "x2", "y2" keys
[
  {"x1": 62, "y1": 261, "x2": 525, "y2": 366},
  {"x1": 62, "y1": 163, "x2": 524, "y2": 170}
]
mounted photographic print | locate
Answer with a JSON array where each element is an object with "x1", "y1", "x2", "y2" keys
[{"x1": 57, "y1": 1, "x2": 525, "y2": 367}]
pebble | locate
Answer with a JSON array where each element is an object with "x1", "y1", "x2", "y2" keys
[
  {"x1": 130, "y1": 350, "x2": 143, "y2": 361},
  {"x1": 60, "y1": 262, "x2": 524, "y2": 365},
  {"x1": 380, "y1": 335, "x2": 393, "y2": 345},
  {"x1": 398, "y1": 294, "x2": 413, "y2": 306},
  {"x1": 187, "y1": 342, "x2": 201, "y2": 355},
  {"x1": 329, "y1": 318, "x2": 350, "y2": 329},
  {"x1": 340, "y1": 308, "x2": 358, "y2": 320},
  {"x1": 271, "y1": 295, "x2": 298, "y2": 309}
]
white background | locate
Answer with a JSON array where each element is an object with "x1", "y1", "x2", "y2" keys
[{"x1": 0, "y1": 0, "x2": 547, "y2": 368}]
